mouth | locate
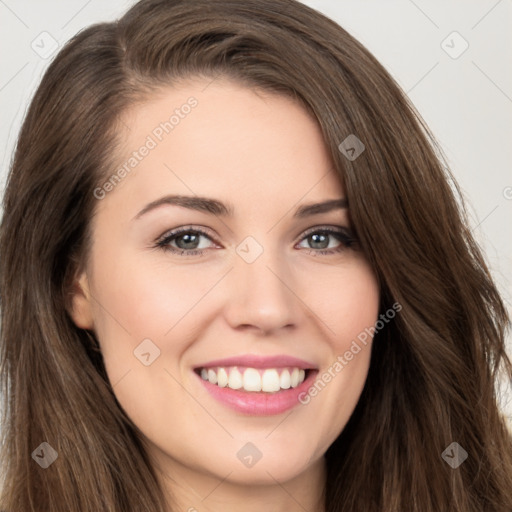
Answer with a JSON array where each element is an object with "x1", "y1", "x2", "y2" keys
[
  {"x1": 192, "y1": 355, "x2": 319, "y2": 416},
  {"x1": 194, "y1": 366, "x2": 312, "y2": 393}
]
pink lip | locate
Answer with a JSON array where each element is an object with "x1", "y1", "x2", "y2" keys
[
  {"x1": 194, "y1": 354, "x2": 317, "y2": 370},
  {"x1": 193, "y1": 355, "x2": 318, "y2": 416},
  {"x1": 195, "y1": 369, "x2": 318, "y2": 416}
]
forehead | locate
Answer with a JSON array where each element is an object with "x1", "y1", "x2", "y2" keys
[{"x1": 98, "y1": 78, "x2": 343, "y2": 217}]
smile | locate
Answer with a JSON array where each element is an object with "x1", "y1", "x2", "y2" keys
[
  {"x1": 196, "y1": 366, "x2": 308, "y2": 393},
  {"x1": 193, "y1": 354, "x2": 318, "y2": 416}
]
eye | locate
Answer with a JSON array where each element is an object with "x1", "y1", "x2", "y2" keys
[
  {"x1": 154, "y1": 226, "x2": 217, "y2": 256},
  {"x1": 296, "y1": 227, "x2": 357, "y2": 255},
  {"x1": 153, "y1": 225, "x2": 357, "y2": 257}
]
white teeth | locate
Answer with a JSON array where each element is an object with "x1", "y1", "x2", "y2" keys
[
  {"x1": 290, "y1": 368, "x2": 300, "y2": 388},
  {"x1": 217, "y1": 368, "x2": 228, "y2": 387},
  {"x1": 199, "y1": 366, "x2": 308, "y2": 393},
  {"x1": 207, "y1": 369, "x2": 217, "y2": 385},
  {"x1": 243, "y1": 368, "x2": 262, "y2": 392},
  {"x1": 228, "y1": 368, "x2": 243, "y2": 390},
  {"x1": 280, "y1": 369, "x2": 291, "y2": 389},
  {"x1": 261, "y1": 369, "x2": 280, "y2": 392}
]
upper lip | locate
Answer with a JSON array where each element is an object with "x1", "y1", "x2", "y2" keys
[{"x1": 195, "y1": 354, "x2": 318, "y2": 370}]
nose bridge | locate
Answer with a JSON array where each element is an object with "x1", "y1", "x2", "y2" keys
[{"x1": 224, "y1": 237, "x2": 298, "y2": 332}]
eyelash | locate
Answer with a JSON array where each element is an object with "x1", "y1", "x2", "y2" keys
[{"x1": 153, "y1": 225, "x2": 357, "y2": 257}]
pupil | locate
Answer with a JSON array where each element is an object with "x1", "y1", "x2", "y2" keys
[
  {"x1": 177, "y1": 233, "x2": 199, "y2": 249},
  {"x1": 310, "y1": 233, "x2": 328, "y2": 249}
]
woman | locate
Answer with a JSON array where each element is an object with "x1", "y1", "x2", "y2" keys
[{"x1": 1, "y1": 0, "x2": 511, "y2": 510}]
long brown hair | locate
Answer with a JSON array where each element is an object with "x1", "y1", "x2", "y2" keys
[{"x1": 1, "y1": 0, "x2": 511, "y2": 510}]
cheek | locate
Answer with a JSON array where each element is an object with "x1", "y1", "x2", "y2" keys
[
  {"x1": 328, "y1": 260, "x2": 380, "y2": 383},
  {"x1": 308, "y1": 258, "x2": 380, "y2": 345},
  {"x1": 90, "y1": 251, "x2": 222, "y2": 347},
  {"x1": 298, "y1": 259, "x2": 379, "y2": 439},
  {"x1": 87, "y1": 253, "x2": 216, "y2": 432}
]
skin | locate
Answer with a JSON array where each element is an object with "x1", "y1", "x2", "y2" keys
[{"x1": 70, "y1": 77, "x2": 380, "y2": 512}]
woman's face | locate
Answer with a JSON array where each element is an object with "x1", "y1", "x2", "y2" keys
[{"x1": 71, "y1": 78, "x2": 380, "y2": 487}]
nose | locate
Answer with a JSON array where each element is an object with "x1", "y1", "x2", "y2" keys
[{"x1": 222, "y1": 245, "x2": 300, "y2": 335}]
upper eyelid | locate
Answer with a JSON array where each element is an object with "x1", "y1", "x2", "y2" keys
[
  {"x1": 300, "y1": 225, "x2": 351, "y2": 236},
  {"x1": 157, "y1": 225, "x2": 218, "y2": 245}
]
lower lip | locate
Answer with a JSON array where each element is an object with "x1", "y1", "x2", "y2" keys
[{"x1": 195, "y1": 370, "x2": 318, "y2": 416}]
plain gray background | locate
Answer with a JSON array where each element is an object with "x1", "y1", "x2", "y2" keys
[{"x1": 0, "y1": 0, "x2": 511, "y2": 423}]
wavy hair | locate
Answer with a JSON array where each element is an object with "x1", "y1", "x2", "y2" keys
[{"x1": 1, "y1": 0, "x2": 511, "y2": 510}]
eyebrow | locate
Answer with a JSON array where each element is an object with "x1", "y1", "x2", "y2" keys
[{"x1": 133, "y1": 195, "x2": 348, "y2": 220}]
